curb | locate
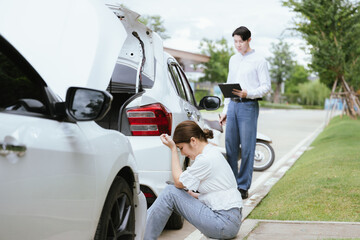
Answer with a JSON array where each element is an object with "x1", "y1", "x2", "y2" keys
[{"x1": 238, "y1": 220, "x2": 360, "y2": 240}]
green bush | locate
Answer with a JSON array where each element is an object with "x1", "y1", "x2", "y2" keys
[
  {"x1": 194, "y1": 89, "x2": 210, "y2": 103},
  {"x1": 283, "y1": 93, "x2": 301, "y2": 104},
  {"x1": 259, "y1": 101, "x2": 303, "y2": 109},
  {"x1": 298, "y1": 80, "x2": 330, "y2": 106}
]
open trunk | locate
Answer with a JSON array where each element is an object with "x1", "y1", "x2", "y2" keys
[
  {"x1": 96, "y1": 62, "x2": 154, "y2": 135},
  {"x1": 97, "y1": 5, "x2": 162, "y2": 136}
]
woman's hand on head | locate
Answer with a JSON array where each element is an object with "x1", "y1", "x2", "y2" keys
[{"x1": 160, "y1": 134, "x2": 176, "y2": 150}]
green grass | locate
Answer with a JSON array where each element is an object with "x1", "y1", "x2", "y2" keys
[
  {"x1": 248, "y1": 116, "x2": 360, "y2": 222},
  {"x1": 259, "y1": 101, "x2": 304, "y2": 109},
  {"x1": 201, "y1": 101, "x2": 323, "y2": 112},
  {"x1": 259, "y1": 101, "x2": 323, "y2": 109},
  {"x1": 201, "y1": 106, "x2": 224, "y2": 114}
]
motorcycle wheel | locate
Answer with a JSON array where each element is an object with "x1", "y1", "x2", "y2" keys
[{"x1": 253, "y1": 140, "x2": 275, "y2": 171}]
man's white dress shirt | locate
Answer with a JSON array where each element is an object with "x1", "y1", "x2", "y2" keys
[{"x1": 222, "y1": 50, "x2": 271, "y2": 114}]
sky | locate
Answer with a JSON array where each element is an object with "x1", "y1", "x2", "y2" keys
[{"x1": 105, "y1": 0, "x2": 311, "y2": 66}]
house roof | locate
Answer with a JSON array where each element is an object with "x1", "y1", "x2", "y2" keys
[{"x1": 164, "y1": 47, "x2": 210, "y2": 64}]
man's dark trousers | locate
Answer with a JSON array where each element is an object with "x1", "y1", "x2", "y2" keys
[{"x1": 225, "y1": 99, "x2": 259, "y2": 190}]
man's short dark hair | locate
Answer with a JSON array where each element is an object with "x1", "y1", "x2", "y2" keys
[{"x1": 232, "y1": 26, "x2": 251, "y2": 41}]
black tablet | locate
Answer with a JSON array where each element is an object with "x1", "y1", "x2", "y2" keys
[{"x1": 218, "y1": 83, "x2": 242, "y2": 98}]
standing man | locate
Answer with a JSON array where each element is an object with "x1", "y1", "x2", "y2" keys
[{"x1": 219, "y1": 26, "x2": 271, "y2": 199}]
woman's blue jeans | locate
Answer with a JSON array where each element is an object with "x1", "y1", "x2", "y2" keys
[
  {"x1": 225, "y1": 100, "x2": 259, "y2": 190},
  {"x1": 144, "y1": 185, "x2": 242, "y2": 240}
]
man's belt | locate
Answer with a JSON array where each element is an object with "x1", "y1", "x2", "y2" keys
[{"x1": 231, "y1": 97, "x2": 262, "y2": 102}]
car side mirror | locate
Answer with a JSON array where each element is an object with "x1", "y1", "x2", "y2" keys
[
  {"x1": 198, "y1": 96, "x2": 221, "y2": 110},
  {"x1": 65, "y1": 87, "x2": 113, "y2": 121}
]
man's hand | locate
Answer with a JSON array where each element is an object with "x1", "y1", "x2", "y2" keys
[
  {"x1": 219, "y1": 113, "x2": 227, "y2": 126},
  {"x1": 232, "y1": 89, "x2": 248, "y2": 98}
]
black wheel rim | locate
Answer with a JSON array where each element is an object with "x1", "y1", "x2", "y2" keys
[{"x1": 107, "y1": 193, "x2": 133, "y2": 240}]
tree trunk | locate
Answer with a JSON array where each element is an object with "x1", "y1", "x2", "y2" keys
[
  {"x1": 273, "y1": 82, "x2": 282, "y2": 104},
  {"x1": 326, "y1": 77, "x2": 360, "y2": 124},
  {"x1": 341, "y1": 76, "x2": 360, "y2": 119}
]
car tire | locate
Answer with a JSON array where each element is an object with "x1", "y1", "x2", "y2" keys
[
  {"x1": 165, "y1": 211, "x2": 184, "y2": 230},
  {"x1": 95, "y1": 176, "x2": 135, "y2": 240}
]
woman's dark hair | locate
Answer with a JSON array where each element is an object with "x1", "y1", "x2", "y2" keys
[
  {"x1": 173, "y1": 120, "x2": 213, "y2": 144},
  {"x1": 232, "y1": 26, "x2": 251, "y2": 41}
]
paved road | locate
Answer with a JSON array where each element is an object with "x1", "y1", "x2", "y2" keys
[{"x1": 159, "y1": 108, "x2": 327, "y2": 240}]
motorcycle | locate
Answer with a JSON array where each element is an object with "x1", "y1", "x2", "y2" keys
[{"x1": 204, "y1": 118, "x2": 275, "y2": 171}]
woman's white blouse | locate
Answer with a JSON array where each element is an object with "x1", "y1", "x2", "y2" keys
[{"x1": 179, "y1": 144, "x2": 243, "y2": 211}]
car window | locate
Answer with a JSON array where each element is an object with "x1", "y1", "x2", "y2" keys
[
  {"x1": 168, "y1": 62, "x2": 197, "y2": 105},
  {"x1": 177, "y1": 66, "x2": 197, "y2": 106},
  {"x1": 168, "y1": 63, "x2": 186, "y2": 100},
  {"x1": 109, "y1": 63, "x2": 154, "y2": 93},
  {"x1": 0, "y1": 37, "x2": 49, "y2": 115}
]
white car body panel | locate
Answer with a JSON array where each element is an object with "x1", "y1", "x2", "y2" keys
[
  {"x1": 107, "y1": 5, "x2": 159, "y2": 88},
  {"x1": 0, "y1": 0, "x2": 126, "y2": 100},
  {"x1": 0, "y1": 0, "x2": 146, "y2": 239}
]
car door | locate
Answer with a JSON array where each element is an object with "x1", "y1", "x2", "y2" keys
[
  {"x1": 168, "y1": 60, "x2": 202, "y2": 126},
  {"x1": 0, "y1": 40, "x2": 97, "y2": 239}
]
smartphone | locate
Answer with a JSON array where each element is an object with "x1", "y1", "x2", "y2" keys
[{"x1": 166, "y1": 181, "x2": 188, "y2": 191}]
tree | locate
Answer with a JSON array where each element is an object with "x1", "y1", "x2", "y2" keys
[
  {"x1": 282, "y1": 0, "x2": 360, "y2": 89},
  {"x1": 267, "y1": 39, "x2": 295, "y2": 103},
  {"x1": 286, "y1": 64, "x2": 310, "y2": 94},
  {"x1": 198, "y1": 37, "x2": 235, "y2": 83},
  {"x1": 139, "y1": 15, "x2": 170, "y2": 40}
]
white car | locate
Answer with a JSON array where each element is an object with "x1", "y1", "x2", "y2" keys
[
  {"x1": 98, "y1": 5, "x2": 220, "y2": 229},
  {"x1": 0, "y1": 0, "x2": 146, "y2": 239}
]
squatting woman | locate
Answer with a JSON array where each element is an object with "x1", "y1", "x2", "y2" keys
[{"x1": 144, "y1": 120, "x2": 243, "y2": 239}]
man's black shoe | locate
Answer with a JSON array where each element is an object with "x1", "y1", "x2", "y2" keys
[{"x1": 238, "y1": 189, "x2": 248, "y2": 199}]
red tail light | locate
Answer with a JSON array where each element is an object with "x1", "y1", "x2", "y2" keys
[
  {"x1": 126, "y1": 103, "x2": 172, "y2": 136},
  {"x1": 143, "y1": 192, "x2": 155, "y2": 198}
]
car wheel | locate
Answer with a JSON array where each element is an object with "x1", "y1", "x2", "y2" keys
[
  {"x1": 95, "y1": 176, "x2": 135, "y2": 240},
  {"x1": 165, "y1": 211, "x2": 184, "y2": 230}
]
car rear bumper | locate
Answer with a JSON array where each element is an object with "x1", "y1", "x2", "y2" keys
[{"x1": 134, "y1": 191, "x2": 147, "y2": 240}]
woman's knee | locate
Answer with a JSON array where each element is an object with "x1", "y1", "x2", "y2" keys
[
  {"x1": 162, "y1": 184, "x2": 177, "y2": 194},
  {"x1": 160, "y1": 185, "x2": 184, "y2": 200}
]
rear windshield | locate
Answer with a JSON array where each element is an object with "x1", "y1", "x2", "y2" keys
[{"x1": 108, "y1": 63, "x2": 154, "y2": 93}]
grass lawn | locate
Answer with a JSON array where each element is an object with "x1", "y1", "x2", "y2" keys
[
  {"x1": 259, "y1": 101, "x2": 324, "y2": 110},
  {"x1": 202, "y1": 101, "x2": 323, "y2": 112},
  {"x1": 248, "y1": 116, "x2": 360, "y2": 222},
  {"x1": 259, "y1": 101, "x2": 303, "y2": 109}
]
